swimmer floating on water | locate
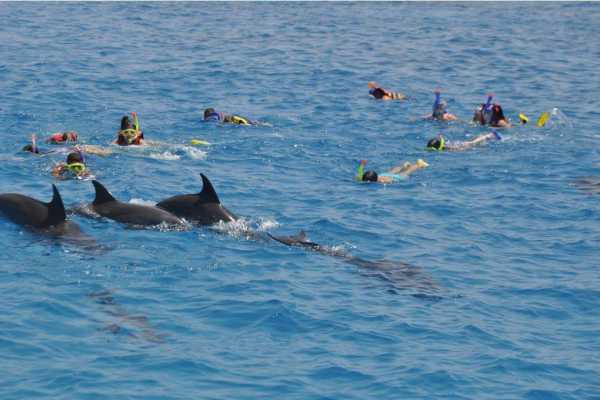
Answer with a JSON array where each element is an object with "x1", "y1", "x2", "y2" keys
[
  {"x1": 472, "y1": 94, "x2": 511, "y2": 128},
  {"x1": 203, "y1": 108, "x2": 257, "y2": 125},
  {"x1": 368, "y1": 81, "x2": 407, "y2": 101},
  {"x1": 22, "y1": 134, "x2": 112, "y2": 156},
  {"x1": 426, "y1": 131, "x2": 502, "y2": 152},
  {"x1": 424, "y1": 90, "x2": 457, "y2": 121},
  {"x1": 52, "y1": 150, "x2": 91, "y2": 180},
  {"x1": 115, "y1": 113, "x2": 144, "y2": 146},
  {"x1": 357, "y1": 159, "x2": 429, "y2": 184}
]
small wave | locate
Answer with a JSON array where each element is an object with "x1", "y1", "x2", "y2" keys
[
  {"x1": 179, "y1": 145, "x2": 207, "y2": 160},
  {"x1": 149, "y1": 151, "x2": 181, "y2": 161},
  {"x1": 257, "y1": 218, "x2": 279, "y2": 231}
]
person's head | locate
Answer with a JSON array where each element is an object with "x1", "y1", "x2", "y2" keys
[
  {"x1": 22, "y1": 144, "x2": 39, "y2": 154},
  {"x1": 65, "y1": 131, "x2": 78, "y2": 142},
  {"x1": 66, "y1": 151, "x2": 84, "y2": 165},
  {"x1": 432, "y1": 100, "x2": 447, "y2": 118},
  {"x1": 370, "y1": 87, "x2": 386, "y2": 99},
  {"x1": 473, "y1": 106, "x2": 486, "y2": 125},
  {"x1": 492, "y1": 104, "x2": 505, "y2": 121},
  {"x1": 116, "y1": 133, "x2": 128, "y2": 146},
  {"x1": 120, "y1": 116, "x2": 132, "y2": 130},
  {"x1": 427, "y1": 136, "x2": 445, "y2": 151},
  {"x1": 204, "y1": 108, "x2": 216, "y2": 119},
  {"x1": 362, "y1": 170, "x2": 378, "y2": 182}
]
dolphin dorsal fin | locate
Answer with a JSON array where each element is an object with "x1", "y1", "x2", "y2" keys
[
  {"x1": 197, "y1": 174, "x2": 221, "y2": 204},
  {"x1": 297, "y1": 230, "x2": 308, "y2": 241},
  {"x1": 46, "y1": 184, "x2": 66, "y2": 225},
  {"x1": 92, "y1": 180, "x2": 116, "y2": 205}
]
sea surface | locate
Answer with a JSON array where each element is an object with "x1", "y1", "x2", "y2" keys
[{"x1": 1, "y1": 2, "x2": 599, "y2": 399}]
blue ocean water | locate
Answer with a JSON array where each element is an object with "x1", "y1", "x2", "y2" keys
[{"x1": 1, "y1": 2, "x2": 600, "y2": 399}]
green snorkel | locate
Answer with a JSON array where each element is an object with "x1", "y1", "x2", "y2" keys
[
  {"x1": 356, "y1": 160, "x2": 367, "y2": 181},
  {"x1": 132, "y1": 112, "x2": 140, "y2": 131}
]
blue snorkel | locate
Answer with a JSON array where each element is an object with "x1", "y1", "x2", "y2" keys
[
  {"x1": 206, "y1": 111, "x2": 222, "y2": 122},
  {"x1": 482, "y1": 94, "x2": 494, "y2": 125},
  {"x1": 432, "y1": 90, "x2": 441, "y2": 114},
  {"x1": 484, "y1": 94, "x2": 493, "y2": 112},
  {"x1": 74, "y1": 146, "x2": 85, "y2": 163}
]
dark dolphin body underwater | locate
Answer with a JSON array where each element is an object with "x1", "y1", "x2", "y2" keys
[
  {"x1": 268, "y1": 230, "x2": 439, "y2": 295},
  {"x1": 157, "y1": 174, "x2": 237, "y2": 225},
  {"x1": 0, "y1": 185, "x2": 96, "y2": 247},
  {"x1": 90, "y1": 180, "x2": 184, "y2": 226},
  {"x1": 573, "y1": 176, "x2": 600, "y2": 194}
]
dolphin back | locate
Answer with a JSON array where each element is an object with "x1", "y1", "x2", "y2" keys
[
  {"x1": 46, "y1": 184, "x2": 67, "y2": 226},
  {"x1": 0, "y1": 185, "x2": 66, "y2": 228},
  {"x1": 197, "y1": 174, "x2": 221, "y2": 204},
  {"x1": 90, "y1": 180, "x2": 182, "y2": 226},
  {"x1": 156, "y1": 174, "x2": 237, "y2": 225},
  {"x1": 92, "y1": 180, "x2": 116, "y2": 205}
]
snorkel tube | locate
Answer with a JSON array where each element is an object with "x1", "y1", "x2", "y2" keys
[
  {"x1": 74, "y1": 146, "x2": 85, "y2": 163},
  {"x1": 482, "y1": 94, "x2": 494, "y2": 125},
  {"x1": 432, "y1": 90, "x2": 441, "y2": 115},
  {"x1": 356, "y1": 160, "x2": 367, "y2": 181},
  {"x1": 484, "y1": 94, "x2": 493, "y2": 112},
  {"x1": 132, "y1": 112, "x2": 140, "y2": 131},
  {"x1": 31, "y1": 134, "x2": 38, "y2": 154}
]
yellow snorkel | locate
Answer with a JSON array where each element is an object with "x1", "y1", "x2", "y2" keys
[
  {"x1": 519, "y1": 113, "x2": 529, "y2": 124},
  {"x1": 356, "y1": 160, "x2": 366, "y2": 181},
  {"x1": 536, "y1": 111, "x2": 550, "y2": 127}
]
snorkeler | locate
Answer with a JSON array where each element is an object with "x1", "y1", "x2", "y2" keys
[
  {"x1": 357, "y1": 159, "x2": 429, "y2": 184},
  {"x1": 472, "y1": 94, "x2": 511, "y2": 128},
  {"x1": 203, "y1": 108, "x2": 257, "y2": 125},
  {"x1": 115, "y1": 113, "x2": 144, "y2": 146},
  {"x1": 426, "y1": 131, "x2": 502, "y2": 152},
  {"x1": 52, "y1": 150, "x2": 91, "y2": 179},
  {"x1": 47, "y1": 131, "x2": 78, "y2": 144},
  {"x1": 424, "y1": 90, "x2": 457, "y2": 121},
  {"x1": 22, "y1": 135, "x2": 40, "y2": 154},
  {"x1": 368, "y1": 81, "x2": 407, "y2": 101}
]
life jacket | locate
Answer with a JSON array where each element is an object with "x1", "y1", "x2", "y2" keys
[{"x1": 50, "y1": 132, "x2": 67, "y2": 143}]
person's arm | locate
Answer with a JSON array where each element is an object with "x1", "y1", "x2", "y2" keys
[
  {"x1": 444, "y1": 113, "x2": 458, "y2": 121},
  {"x1": 52, "y1": 164, "x2": 65, "y2": 177},
  {"x1": 82, "y1": 145, "x2": 112, "y2": 156},
  {"x1": 494, "y1": 119, "x2": 511, "y2": 128},
  {"x1": 459, "y1": 132, "x2": 497, "y2": 149}
]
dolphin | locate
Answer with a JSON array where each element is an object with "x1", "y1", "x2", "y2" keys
[
  {"x1": 268, "y1": 230, "x2": 439, "y2": 294},
  {"x1": 156, "y1": 174, "x2": 237, "y2": 225},
  {"x1": 90, "y1": 180, "x2": 184, "y2": 226},
  {"x1": 573, "y1": 176, "x2": 600, "y2": 194},
  {"x1": 0, "y1": 184, "x2": 92, "y2": 243}
]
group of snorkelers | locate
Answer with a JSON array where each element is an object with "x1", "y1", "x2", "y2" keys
[
  {"x1": 20, "y1": 88, "x2": 537, "y2": 184},
  {"x1": 358, "y1": 84, "x2": 517, "y2": 183},
  {"x1": 21, "y1": 107, "x2": 263, "y2": 180}
]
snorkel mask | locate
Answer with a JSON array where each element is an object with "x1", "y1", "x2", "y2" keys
[
  {"x1": 66, "y1": 162, "x2": 86, "y2": 173},
  {"x1": 433, "y1": 101, "x2": 447, "y2": 119},
  {"x1": 427, "y1": 135, "x2": 445, "y2": 151}
]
